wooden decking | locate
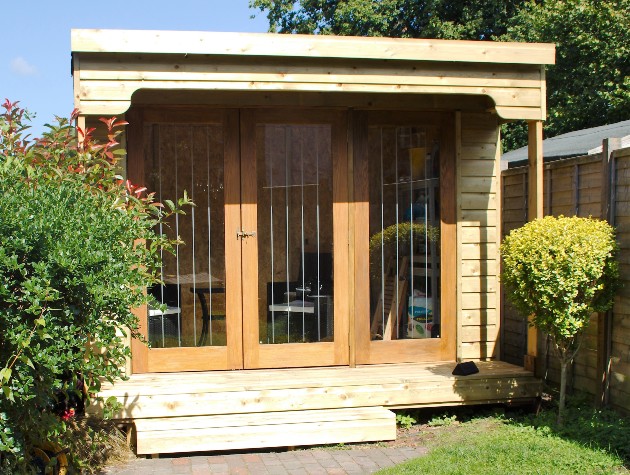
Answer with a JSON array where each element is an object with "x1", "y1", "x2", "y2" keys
[{"x1": 89, "y1": 361, "x2": 540, "y2": 455}]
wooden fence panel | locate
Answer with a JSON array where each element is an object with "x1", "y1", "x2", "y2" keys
[
  {"x1": 500, "y1": 168, "x2": 528, "y2": 365},
  {"x1": 610, "y1": 148, "x2": 630, "y2": 413},
  {"x1": 500, "y1": 148, "x2": 630, "y2": 411}
]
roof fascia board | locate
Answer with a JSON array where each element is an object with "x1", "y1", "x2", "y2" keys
[{"x1": 71, "y1": 29, "x2": 556, "y2": 66}]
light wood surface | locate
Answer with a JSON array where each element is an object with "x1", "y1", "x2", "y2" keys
[
  {"x1": 525, "y1": 120, "x2": 544, "y2": 371},
  {"x1": 72, "y1": 29, "x2": 553, "y2": 120},
  {"x1": 71, "y1": 29, "x2": 555, "y2": 64},
  {"x1": 134, "y1": 407, "x2": 395, "y2": 455},
  {"x1": 240, "y1": 109, "x2": 349, "y2": 369},
  {"x1": 90, "y1": 361, "x2": 540, "y2": 455},
  {"x1": 440, "y1": 113, "x2": 458, "y2": 361},
  {"x1": 353, "y1": 111, "x2": 456, "y2": 364},
  {"x1": 88, "y1": 361, "x2": 540, "y2": 417},
  {"x1": 457, "y1": 112, "x2": 501, "y2": 361}
]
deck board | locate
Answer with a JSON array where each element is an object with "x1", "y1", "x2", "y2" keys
[
  {"x1": 90, "y1": 361, "x2": 539, "y2": 416},
  {"x1": 98, "y1": 361, "x2": 530, "y2": 392},
  {"x1": 89, "y1": 361, "x2": 539, "y2": 455}
]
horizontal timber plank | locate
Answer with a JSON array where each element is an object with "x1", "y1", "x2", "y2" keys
[
  {"x1": 502, "y1": 185, "x2": 526, "y2": 199},
  {"x1": 461, "y1": 112, "x2": 498, "y2": 129},
  {"x1": 460, "y1": 177, "x2": 497, "y2": 193},
  {"x1": 460, "y1": 243, "x2": 497, "y2": 261},
  {"x1": 72, "y1": 30, "x2": 555, "y2": 65},
  {"x1": 135, "y1": 407, "x2": 394, "y2": 432},
  {"x1": 460, "y1": 193, "x2": 497, "y2": 210},
  {"x1": 79, "y1": 80, "x2": 542, "y2": 108},
  {"x1": 97, "y1": 362, "x2": 528, "y2": 392},
  {"x1": 503, "y1": 196, "x2": 528, "y2": 210},
  {"x1": 610, "y1": 389, "x2": 630, "y2": 414},
  {"x1": 87, "y1": 362, "x2": 539, "y2": 419},
  {"x1": 460, "y1": 210, "x2": 498, "y2": 227},
  {"x1": 461, "y1": 291, "x2": 497, "y2": 310},
  {"x1": 96, "y1": 377, "x2": 540, "y2": 419},
  {"x1": 80, "y1": 67, "x2": 543, "y2": 90},
  {"x1": 461, "y1": 260, "x2": 498, "y2": 277},
  {"x1": 461, "y1": 226, "x2": 497, "y2": 244},
  {"x1": 461, "y1": 128, "x2": 500, "y2": 145},
  {"x1": 135, "y1": 410, "x2": 395, "y2": 455},
  {"x1": 460, "y1": 325, "x2": 499, "y2": 343},
  {"x1": 460, "y1": 161, "x2": 496, "y2": 177},
  {"x1": 461, "y1": 309, "x2": 497, "y2": 326},
  {"x1": 460, "y1": 341, "x2": 499, "y2": 359},
  {"x1": 461, "y1": 276, "x2": 497, "y2": 293},
  {"x1": 461, "y1": 144, "x2": 497, "y2": 160}
]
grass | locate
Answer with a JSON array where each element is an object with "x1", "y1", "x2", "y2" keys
[{"x1": 382, "y1": 394, "x2": 630, "y2": 475}]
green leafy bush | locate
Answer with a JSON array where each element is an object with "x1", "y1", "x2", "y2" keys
[
  {"x1": 501, "y1": 216, "x2": 619, "y2": 422},
  {"x1": 0, "y1": 100, "x2": 189, "y2": 472}
]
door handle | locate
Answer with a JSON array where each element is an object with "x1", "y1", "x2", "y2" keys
[{"x1": 236, "y1": 230, "x2": 257, "y2": 239}]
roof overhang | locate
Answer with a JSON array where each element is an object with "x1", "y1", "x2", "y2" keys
[{"x1": 71, "y1": 29, "x2": 555, "y2": 120}]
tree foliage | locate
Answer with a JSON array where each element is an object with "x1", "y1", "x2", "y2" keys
[
  {"x1": 250, "y1": 0, "x2": 531, "y2": 39},
  {"x1": 250, "y1": 0, "x2": 630, "y2": 151},
  {"x1": 501, "y1": 0, "x2": 630, "y2": 151},
  {"x1": 501, "y1": 216, "x2": 619, "y2": 421},
  {"x1": 0, "y1": 101, "x2": 190, "y2": 472}
]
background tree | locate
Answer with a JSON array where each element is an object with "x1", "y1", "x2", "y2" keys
[
  {"x1": 250, "y1": 0, "x2": 630, "y2": 151},
  {"x1": 500, "y1": 0, "x2": 630, "y2": 151},
  {"x1": 501, "y1": 216, "x2": 619, "y2": 424},
  {"x1": 250, "y1": 0, "x2": 531, "y2": 39}
]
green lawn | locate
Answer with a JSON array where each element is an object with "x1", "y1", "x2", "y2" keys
[
  {"x1": 379, "y1": 420, "x2": 626, "y2": 474},
  {"x1": 379, "y1": 400, "x2": 630, "y2": 475}
]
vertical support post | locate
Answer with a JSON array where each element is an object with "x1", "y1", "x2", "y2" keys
[
  {"x1": 347, "y1": 112, "x2": 356, "y2": 368},
  {"x1": 76, "y1": 115, "x2": 86, "y2": 144},
  {"x1": 524, "y1": 120, "x2": 543, "y2": 372},
  {"x1": 127, "y1": 107, "x2": 148, "y2": 374},
  {"x1": 597, "y1": 137, "x2": 621, "y2": 406}
]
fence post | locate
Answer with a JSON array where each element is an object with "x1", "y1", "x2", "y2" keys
[
  {"x1": 598, "y1": 137, "x2": 621, "y2": 406},
  {"x1": 525, "y1": 120, "x2": 543, "y2": 372}
]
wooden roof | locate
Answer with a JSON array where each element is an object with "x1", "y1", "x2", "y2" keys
[{"x1": 71, "y1": 29, "x2": 555, "y2": 120}]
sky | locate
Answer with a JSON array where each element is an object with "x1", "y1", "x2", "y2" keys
[{"x1": 1, "y1": 0, "x2": 269, "y2": 137}]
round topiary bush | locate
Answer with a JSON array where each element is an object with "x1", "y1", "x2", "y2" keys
[{"x1": 501, "y1": 215, "x2": 619, "y2": 422}]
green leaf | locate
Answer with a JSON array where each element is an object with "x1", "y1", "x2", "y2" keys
[
  {"x1": 0, "y1": 367, "x2": 12, "y2": 382},
  {"x1": 2, "y1": 386, "x2": 14, "y2": 402}
]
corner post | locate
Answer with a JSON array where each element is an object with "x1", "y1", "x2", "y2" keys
[
  {"x1": 525, "y1": 120, "x2": 543, "y2": 372},
  {"x1": 597, "y1": 137, "x2": 621, "y2": 405}
]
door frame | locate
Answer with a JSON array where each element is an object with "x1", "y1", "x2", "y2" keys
[
  {"x1": 128, "y1": 106, "x2": 243, "y2": 372},
  {"x1": 352, "y1": 110, "x2": 457, "y2": 364},
  {"x1": 128, "y1": 106, "x2": 350, "y2": 372},
  {"x1": 128, "y1": 106, "x2": 454, "y2": 373},
  {"x1": 240, "y1": 109, "x2": 350, "y2": 369}
]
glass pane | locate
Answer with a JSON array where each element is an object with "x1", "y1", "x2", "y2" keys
[
  {"x1": 257, "y1": 124, "x2": 334, "y2": 344},
  {"x1": 145, "y1": 124, "x2": 227, "y2": 348},
  {"x1": 368, "y1": 125, "x2": 441, "y2": 341}
]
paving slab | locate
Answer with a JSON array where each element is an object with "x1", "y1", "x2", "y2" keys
[{"x1": 100, "y1": 445, "x2": 428, "y2": 474}]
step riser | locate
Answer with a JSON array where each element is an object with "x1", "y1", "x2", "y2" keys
[
  {"x1": 136, "y1": 417, "x2": 396, "y2": 455},
  {"x1": 89, "y1": 363, "x2": 541, "y2": 455},
  {"x1": 90, "y1": 378, "x2": 541, "y2": 419}
]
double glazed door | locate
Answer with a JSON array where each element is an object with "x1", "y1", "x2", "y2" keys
[{"x1": 130, "y1": 108, "x2": 349, "y2": 372}]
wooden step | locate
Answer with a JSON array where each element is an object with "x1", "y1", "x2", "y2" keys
[{"x1": 134, "y1": 406, "x2": 396, "y2": 455}]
